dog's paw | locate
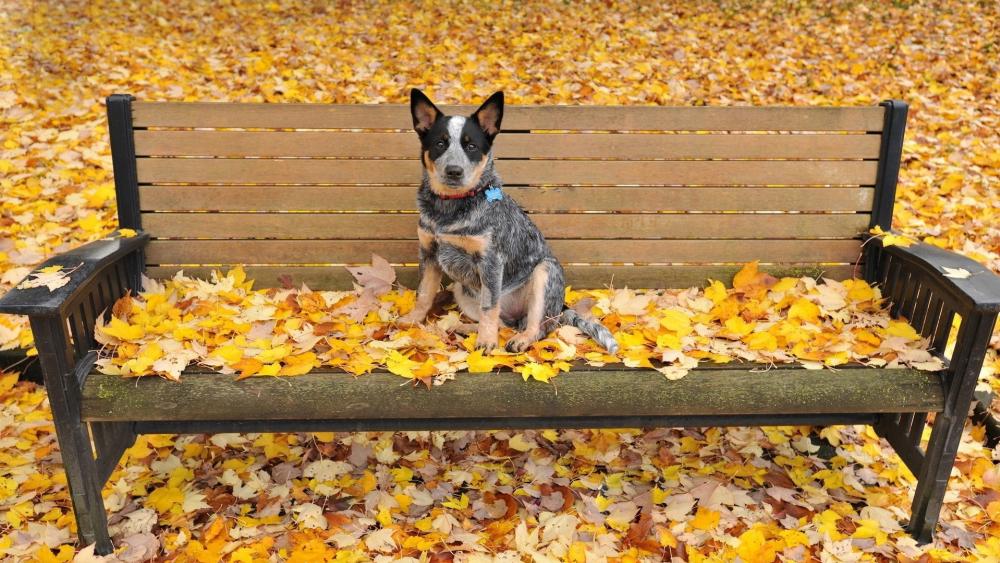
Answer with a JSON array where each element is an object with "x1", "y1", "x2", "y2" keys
[
  {"x1": 476, "y1": 332, "x2": 499, "y2": 353},
  {"x1": 505, "y1": 332, "x2": 538, "y2": 353}
]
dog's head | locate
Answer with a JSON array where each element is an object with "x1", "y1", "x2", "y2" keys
[{"x1": 410, "y1": 88, "x2": 504, "y2": 197}]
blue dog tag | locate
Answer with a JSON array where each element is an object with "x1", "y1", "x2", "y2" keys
[{"x1": 485, "y1": 186, "x2": 503, "y2": 202}]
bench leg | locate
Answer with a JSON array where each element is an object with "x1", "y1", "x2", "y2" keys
[
  {"x1": 906, "y1": 410, "x2": 966, "y2": 543},
  {"x1": 53, "y1": 417, "x2": 115, "y2": 554},
  {"x1": 30, "y1": 317, "x2": 115, "y2": 554},
  {"x1": 907, "y1": 311, "x2": 996, "y2": 543}
]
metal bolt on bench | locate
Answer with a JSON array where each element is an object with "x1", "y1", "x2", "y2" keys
[{"x1": 1, "y1": 96, "x2": 999, "y2": 554}]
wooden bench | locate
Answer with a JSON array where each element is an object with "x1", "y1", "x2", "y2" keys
[{"x1": 2, "y1": 95, "x2": 999, "y2": 554}]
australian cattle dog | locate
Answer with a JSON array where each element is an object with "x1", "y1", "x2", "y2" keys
[{"x1": 399, "y1": 89, "x2": 619, "y2": 355}]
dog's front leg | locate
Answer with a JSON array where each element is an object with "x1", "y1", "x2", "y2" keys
[
  {"x1": 476, "y1": 251, "x2": 503, "y2": 352},
  {"x1": 399, "y1": 229, "x2": 441, "y2": 325}
]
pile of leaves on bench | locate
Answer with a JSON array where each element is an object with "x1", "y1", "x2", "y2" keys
[{"x1": 93, "y1": 259, "x2": 944, "y2": 384}]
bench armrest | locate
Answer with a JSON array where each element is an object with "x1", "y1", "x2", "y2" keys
[
  {"x1": 878, "y1": 240, "x2": 1000, "y2": 314},
  {"x1": 872, "y1": 237, "x2": 999, "y2": 419},
  {"x1": 0, "y1": 230, "x2": 149, "y2": 317}
]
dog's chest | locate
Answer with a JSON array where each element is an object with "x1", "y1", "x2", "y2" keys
[{"x1": 425, "y1": 226, "x2": 487, "y2": 287}]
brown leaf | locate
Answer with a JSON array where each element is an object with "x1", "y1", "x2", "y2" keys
[{"x1": 345, "y1": 254, "x2": 395, "y2": 295}]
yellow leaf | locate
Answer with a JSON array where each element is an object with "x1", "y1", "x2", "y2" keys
[
  {"x1": 258, "y1": 363, "x2": 282, "y2": 376},
  {"x1": 787, "y1": 298, "x2": 821, "y2": 324},
  {"x1": 689, "y1": 506, "x2": 720, "y2": 531},
  {"x1": 723, "y1": 317, "x2": 755, "y2": 338},
  {"x1": 376, "y1": 505, "x2": 392, "y2": 527},
  {"x1": 466, "y1": 349, "x2": 499, "y2": 373},
  {"x1": 733, "y1": 261, "x2": 761, "y2": 290},
  {"x1": 704, "y1": 279, "x2": 728, "y2": 304},
  {"x1": 508, "y1": 434, "x2": 535, "y2": 452},
  {"x1": 232, "y1": 358, "x2": 263, "y2": 378},
  {"x1": 386, "y1": 350, "x2": 420, "y2": 378},
  {"x1": 99, "y1": 316, "x2": 146, "y2": 341},
  {"x1": 213, "y1": 344, "x2": 243, "y2": 364},
  {"x1": 516, "y1": 362, "x2": 558, "y2": 383},
  {"x1": 843, "y1": 279, "x2": 876, "y2": 302},
  {"x1": 256, "y1": 343, "x2": 292, "y2": 364},
  {"x1": 147, "y1": 485, "x2": 185, "y2": 513},
  {"x1": 886, "y1": 320, "x2": 920, "y2": 340},
  {"x1": 442, "y1": 493, "x2": 469, "y2": 510},
  {"x1": 853, "y1": 519, "x2": 888, "y2": 545},
  {"x1": 659, "y1": 309, "x2": 692, "y2": 334},
  {"x1": 118, "y1": 228, "x2": 138, "y2": 238},
  {"x1": 744, "y1": 332, "x2": 777, "y2": 351}
]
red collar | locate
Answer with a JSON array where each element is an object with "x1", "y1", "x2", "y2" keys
[{"x1": 436, "y1": 187, "x2": 482, "y2": 200}]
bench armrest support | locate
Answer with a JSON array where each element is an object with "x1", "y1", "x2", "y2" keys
[{"x1": 0, "y1": 231, "x2": 149, "y2": 317}]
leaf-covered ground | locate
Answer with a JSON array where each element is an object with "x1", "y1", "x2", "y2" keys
[{"x1": 1, "y1": 0, "x2": 999, "y2": 560}]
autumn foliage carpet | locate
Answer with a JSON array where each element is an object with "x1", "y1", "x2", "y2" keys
[{"x1": 1, "y1": 0, "x2": 999, "y2": 561}]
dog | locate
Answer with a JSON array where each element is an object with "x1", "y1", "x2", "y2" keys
[{"x1": 398, "y1": 88, "x2": 619, "y2": 355}]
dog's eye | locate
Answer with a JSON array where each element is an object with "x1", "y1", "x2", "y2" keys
[
  {"x1": 436, "y1": 139, "x2": 447, "y2": 149},
  {"x1": 466, "y1": 143, "x2": 478, "y2": 151}
]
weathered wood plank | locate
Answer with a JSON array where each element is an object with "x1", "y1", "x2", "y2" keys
[
  {"x1": 139, "y1": 185, "x2": 876, "y2": 212},
  {"x1": 136, "y1": 158, "x2": 879, "y2": 186},
  {"x1": 141, "y1": 212, "x2": 870, "y2": 240},
  {"x1": 81, "y1": 367, "x2": 943, "y2": 422},
  {"x1": 146, "y1": 263, "x2": 860, "y2": 289},
  {"x1": 133, "y1": 102, "x2": 886, "y2": 131},
  {"x1": 134, "y1": 130, "x2": 882, "y2": 159},
  {"x1": 145, "y1": 239, "x2": 863, "y2": 265}
]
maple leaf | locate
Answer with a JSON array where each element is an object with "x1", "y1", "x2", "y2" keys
[
  {"x1": 942, "y1": 266, "x2": 972, "y2": 279},
  {"x1": 346, "y1": 254, "x2": 396, "y2": 296},
  {"x1": 15, "y1": 263, "x2": 81, "y2": 292}
]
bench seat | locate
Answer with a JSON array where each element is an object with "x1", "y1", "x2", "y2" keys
[{"x1": 83, "y1": 365, "x2": 943, "y2": 426}]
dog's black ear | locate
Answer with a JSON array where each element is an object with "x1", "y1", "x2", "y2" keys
[
  {"x1": 410, "y1": 88, "x2": 441, "y2": 136},
  {"x1": 472, "y1": 91, "x2": 504, "y2": 139}
]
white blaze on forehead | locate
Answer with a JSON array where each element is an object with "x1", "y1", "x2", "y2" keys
[
  {"x1": 439, "y1": 116, "x2": 470, "y2": 168},
  {"x1": 447, "y1": 116, "x2": 466, "y2": 139}
]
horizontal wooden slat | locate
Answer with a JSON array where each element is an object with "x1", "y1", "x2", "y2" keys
[
  {"x1": 81, "y1": 367, "x2": 941, "y2": 422},
  {"x1": 140, "y1": 185, "x2": 877, "y2": 212},
  {"x1": 133, "y1": 102, "x2": 886, "y2": 132},
  {"x1": 146, "y1": 239, "x2": 862, "y2": 265},
  {"x1": 147, "y1": 264, "x2": 862, "y2": 289},
  {"x1": 133, "y1": 130, "x2": 882, "y2": 159},
  {"x1": 142, "y1": 212, "x2": 869, "y2": 240},
  {"x1": 136, "y1": 158, "x2": 879, "y2": 185}
]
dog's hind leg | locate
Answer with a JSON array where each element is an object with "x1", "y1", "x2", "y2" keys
[{"x1": 505, "y1": 260, "x2": 557, "y2": 353}]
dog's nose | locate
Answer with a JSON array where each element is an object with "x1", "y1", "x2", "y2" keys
[{"x1": 445, "y1": 165, "x2": 463, "y2": 180}]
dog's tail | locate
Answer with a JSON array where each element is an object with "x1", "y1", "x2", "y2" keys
[{"x1": 559, "y1": 308, "x2": 619, "y2": 354}]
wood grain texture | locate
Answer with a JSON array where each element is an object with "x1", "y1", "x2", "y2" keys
[
  {"x1": 146, "y1": 263, "x2": 861, "y2": 289},
  {"x1": 81, "y1": 367, "x2": 942, "y2": 422},
  {"x1": 133, "y1": 102, "x2": 886, "y2": 131},
  {"x1": 134, "y1": 129, "x2": 882, "y2": 159},
  {"x1": 136, "y1": 158, "x2": 879, "y2": 186},
  {"x1": 145, "y1": 239, "x2": 863, "y2": 265},
  {"x1": 141, "y1": 212, "x2": 870, "y2": 240},
  {"x1": 139, "y1": 185, "x2": 877, "y2": 212}
]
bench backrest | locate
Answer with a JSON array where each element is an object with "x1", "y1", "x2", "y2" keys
[{"x1": 107, "y1": 96, "x2": 906, "y2": 289}]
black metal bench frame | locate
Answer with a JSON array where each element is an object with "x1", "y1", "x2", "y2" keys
[{"x1": 1, "y1": 95, "x2": 999, "y2": 555}]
